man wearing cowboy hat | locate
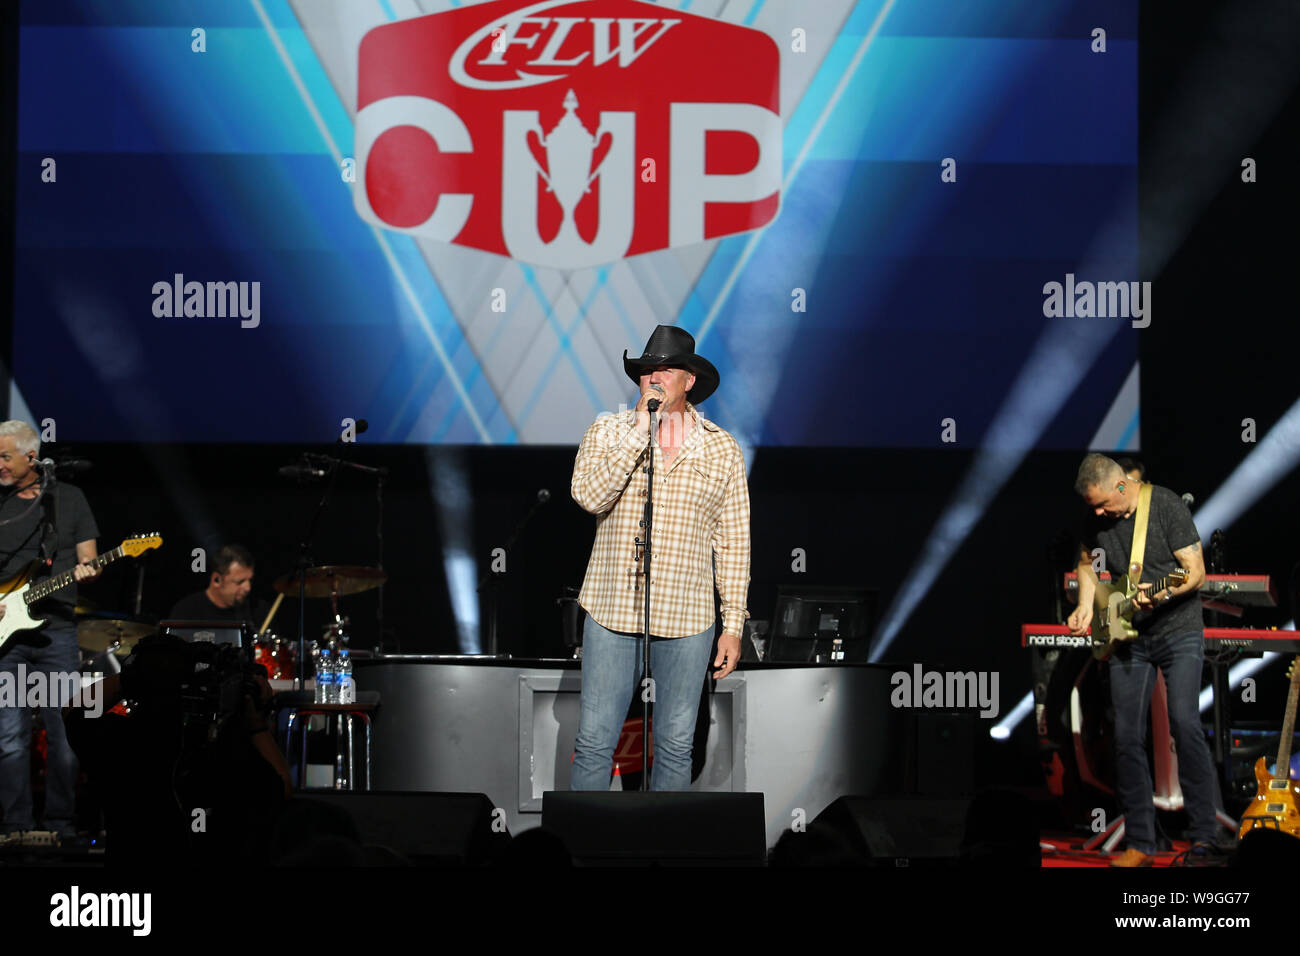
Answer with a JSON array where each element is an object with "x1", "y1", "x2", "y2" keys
[{"x1": 570, "y1": 325, "x2": 751, "y2": 791}]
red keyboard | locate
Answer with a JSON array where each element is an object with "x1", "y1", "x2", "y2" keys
[
  {"x1": 1062, "y1": 573, "x2": 1277, "y2": 607},
  {"x1": 1021, "y1": 624, "x2": 1300, "y2": 654}
]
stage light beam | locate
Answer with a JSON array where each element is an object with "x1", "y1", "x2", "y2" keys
[{"x1": 426, "y1": 448, "x2": 480, "y2": 652}]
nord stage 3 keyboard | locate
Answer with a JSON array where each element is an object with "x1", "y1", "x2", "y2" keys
[{"x1": 1021, "y1": 624, "x2": 1300, "y2": 654}]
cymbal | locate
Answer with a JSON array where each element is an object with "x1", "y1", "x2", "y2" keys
[
  {"x1": 272, "y1": 565, "x2": 387, "y2": 599},
  {"x1": 78, "y1": 616, "x2": 156, "y2": 654}
]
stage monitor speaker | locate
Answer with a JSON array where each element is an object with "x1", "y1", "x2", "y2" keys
[
  {"x1": 542, "y1": 791, "x2": 766, "y2": 866},
  {"x1": 299, "y1": 791, "x2": 509, "y2": 865},
  {"x1": 813, "y1": 797, "x2": 969, "y2": 865}
]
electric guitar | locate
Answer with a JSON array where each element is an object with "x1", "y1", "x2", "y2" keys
[
  {"x1": 1090, "y1": 567, "x2": 1190, "y2": 660},
  {"x1": 0, "y1": 535, "x2": 162, "y2": 656},
  {"x1": 1239, "y1": 658, "x2": 1300, "y2": 840}
]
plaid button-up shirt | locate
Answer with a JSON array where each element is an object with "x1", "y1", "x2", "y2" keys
[{"x1": 572, "y1": 404, "x2": 750, "y2": 640}]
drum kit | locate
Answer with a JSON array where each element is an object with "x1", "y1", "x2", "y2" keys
[
  {"x1": 255, "y1": 565, "x2": 388, "y2": 679},
  {"x1": 76, "y1": 565, "x2": 387, "y2": 683}
]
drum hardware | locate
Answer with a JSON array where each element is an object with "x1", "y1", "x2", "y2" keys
[
  {"x1": 321, "y1": 614, "x2": 351, "y2": 653},
  {"x1": 271, "y1": 566, "x2": 387, "y2": 600},
  {"x1": 76, "y1": 613, "x2": 157, "y2": 656},
  {"x1": 272, "y1": 565, "x2": 385, "y2": 654}
]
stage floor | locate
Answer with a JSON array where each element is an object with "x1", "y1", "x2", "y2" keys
[{"x1": 1040, "y1": 834, "x2": 1216, "y2": 867}]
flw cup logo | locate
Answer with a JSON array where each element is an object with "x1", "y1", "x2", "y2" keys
[{"x1": 354, "y1": 0, "x2": 781, "y2": 270}]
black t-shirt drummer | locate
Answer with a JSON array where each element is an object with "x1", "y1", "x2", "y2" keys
[
  {"x1": 168, "y1": 590, "x2": 268, "y2": 625},
  {"x1": 166, "y1": 548, "x2": 268, "y2": 627}
]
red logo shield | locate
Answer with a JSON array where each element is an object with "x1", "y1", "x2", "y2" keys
[{"x1": 355, "y1": 0, "x2": 781, "y2": 269}]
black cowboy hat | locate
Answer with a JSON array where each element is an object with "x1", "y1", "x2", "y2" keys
[{"x1": 622, "y1": 325, "x2": 720, "y2": 404}]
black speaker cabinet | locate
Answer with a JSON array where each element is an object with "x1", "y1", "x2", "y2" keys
[
  {"x1": 542, "y1": 791, "x2": 766, "y2": 866},
  {"x1": 814, "y1": 796, "x2": 970, "y2": 865},
  {"x1": 301, "y1": 791, "x2": 509, "y2": 865}
]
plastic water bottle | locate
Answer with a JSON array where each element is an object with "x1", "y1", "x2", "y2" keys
[
  {"x1": 337, "y1": 650, "x2": 354, "y2": 705},
  {"x1": 324, "y1": 649, "x2": 340, "y2": 704},
  {"x1": 314, "y1": 649, "x2": 332, "y2": 704}
]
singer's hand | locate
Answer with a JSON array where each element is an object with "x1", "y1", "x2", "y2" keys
[
  {"x1": 713, "y1": 632, "x2": 741, "y2": 679},
  {"x1": 633, "y1": 385, "x2": 665, "y2": 436}
]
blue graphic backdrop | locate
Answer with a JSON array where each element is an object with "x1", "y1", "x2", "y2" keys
[{"x1": 11, "y1": 0, "x2": 1139, "y2": 447}]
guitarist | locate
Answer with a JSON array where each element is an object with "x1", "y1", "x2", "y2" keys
[
  {"x1": 1067, "y1": 453, "x2": 1219, "y2": 867},
  {"x1": 0, "y1": 420, "x2": 101, "y2": 844}
]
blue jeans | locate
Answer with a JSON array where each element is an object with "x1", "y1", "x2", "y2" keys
[
  {"x1": 1108, "y1": 629, "x2": 1220, "y2": 853},
  {"x1": 570, "y1": 617, "x2": 714, "y2": 792},
  {"x1": 0, "y1": 618, "x2": 81, "y2": 834}
]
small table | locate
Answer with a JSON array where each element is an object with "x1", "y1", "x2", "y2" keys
[{"x1": 275, "y1": 691, "x2": 380, "y2": 791}]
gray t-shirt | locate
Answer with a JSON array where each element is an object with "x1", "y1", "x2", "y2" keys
[
  {"x1": 1081, "y1": 483, "x2": 1203, "y2": 641},
  {"x1": 0, "y1": 483, "x2": 100, "y2": 617}
]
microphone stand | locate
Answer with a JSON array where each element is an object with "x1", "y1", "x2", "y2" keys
[
  {"x1": 475, "y1": 490, "x2": 551, "y2": 657},
  {"x1": 377, "y1": 470, "x2": 385, "y2": 650},
  {"x1": 302, "y1": 453, "x2": 390, "y2": 651},
  {"x1": 1206, "y1": 528, "x2": 1233, "y2": 792},
  {"x1": 637, "y1": 400, "x2": 660, "y2": 790},
  {"x1": 294, "y1": 459, "x2": 342, "y2": 691},
  {"x1": 36, "y1": 460, "x2": 60, "y2": 571}
]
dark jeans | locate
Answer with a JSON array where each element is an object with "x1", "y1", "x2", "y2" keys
[
  {"x1": 0, "y1": 618, "x2": 81, "y2": 834},
  {"x1": 1109, "y1": 629, "x2": 1219, "y2": 853}
]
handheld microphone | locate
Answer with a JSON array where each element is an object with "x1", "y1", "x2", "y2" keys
[
  {"x1": 646, "y1": 384, "x2": 665, "y2": 413},
  {"x1": 1181, "y1": 492, "x2": 1195, "y2": 507}
]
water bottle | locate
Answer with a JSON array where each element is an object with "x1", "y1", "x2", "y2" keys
[
  {"x1": 314, "y1": 648, "x2": 332, "y2": 704},
  {"x1": 324, "y1": 649, "x2": 340, "y2": 704},
  {"x1": 337, "y1": 650, "x2": 354, "y2": 705}
]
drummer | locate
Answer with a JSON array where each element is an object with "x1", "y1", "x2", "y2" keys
[{"x1": 169, "y1": 544, "x2": 268, "y2": 624}]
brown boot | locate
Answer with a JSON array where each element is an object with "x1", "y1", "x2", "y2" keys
[{"x1": 1109, "y1": 847, "x2": 1154, "y2": 867}]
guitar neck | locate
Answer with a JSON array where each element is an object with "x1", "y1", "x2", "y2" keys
[
  {"x1": 22, "y1": 545, "x2": 124, "y2": 605},
  {"x1": 1118, "y1": 571, "x2": 1181, "y2": 616},
  {"x1": 1275, "y1": 659, "x2": 1300, "y2": 780}
]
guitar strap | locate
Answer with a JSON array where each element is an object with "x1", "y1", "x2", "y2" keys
[
  {"x1": 38, "y1": 481, "x2": 59, "y2": 569},
  {"x1": 1127, "y1": 482, "x2": 1154, "y2": 587}
]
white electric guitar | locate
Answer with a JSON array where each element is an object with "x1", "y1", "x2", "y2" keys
[{"x1": 0, "y1": 535, "x2": 162, "y2": 655}]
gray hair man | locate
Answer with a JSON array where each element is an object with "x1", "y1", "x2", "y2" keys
[
  {"x1": 0, "y1": 420, "x2": 101, "y2": 844},
  {"x1": 1068, "y1": 452, "x2": 1218, "y2": 867}
]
